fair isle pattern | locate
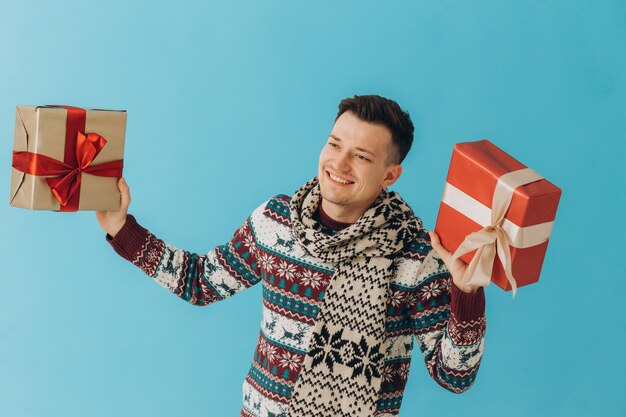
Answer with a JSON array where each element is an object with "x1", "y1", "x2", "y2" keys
[
  {"x1": 448, "y1": 314, "x2": 486, "y2": 346},
  {"x1": 127, "y1": 194, "x2": 485, "y2": 417},
  {"x1": 286, "y1": 176, "x2": 422, "y2": 417}
]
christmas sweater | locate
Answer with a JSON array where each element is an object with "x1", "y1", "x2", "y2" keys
[{"x1": 106, "y1": 194, "x2": 486, "y2": 417}]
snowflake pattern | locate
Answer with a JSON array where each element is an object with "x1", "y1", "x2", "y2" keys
[
  {"x1": 276, "y1": 259, "x2": 298, "y2": 281},
  {"x1": 135, "y1": 236, "x2": 163, "y2": 276},
  {"x1": 265, "y1": 344, "x2": 278, "y2": 363},
  {"x1": 388, "y1": 216, "x2": 419, "y2": 244},
  {"x1": 128, "y1": 191, "x2": 488, "y2": 414},
  {"x1": 279, "y1": 351, "x2": 302, "y2": 371},
  {"x1": 397, "y1": 362, "x2": 410, "y2": 381},
  {"x1": 381, "y1": 364, "x2": 395, "y2": 382},
  {"x1": 258, "y1": 338, "x2": 268, "y2": 356},
  {"x1": 448, "y1": 315, "x2": 486, "y2": 346},
  {"x1": 345, "y1": 336, "x2": 384, "y2": 384},
  {"x1": 300, "y1": 270, "x2": 326, "y2": 289},
  {"x1": 257, "y1": 252, "x2": 276, "y2": 272},
  {"x1": 308, "y1": 324, "x2": 348, "y2": 372},
  {"x1": 389, "y1": 290, "x2": 405, "y2": 307},
  {"x1": 463, "y1": 329, "x2": 479, "y2": 341},
  {"x1": 403, "y1": 291, "x2": 419, "y2": 308},
  {"x1": 242, "y1": 233, "x2": 257, "y2": 252},
  {"x1": 146, "y1": 250, "x2": 161, "y2": 263},
  {"x1": 419, "y1": 281, "x2": 442, "y2": 300},
  {"x1": 144, "y1": 247, "x2": 160, "y2": 265}
]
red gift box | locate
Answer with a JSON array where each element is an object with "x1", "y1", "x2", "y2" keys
[{"x1": 434, "y1": 139, "x2": 562, "y2": 294}]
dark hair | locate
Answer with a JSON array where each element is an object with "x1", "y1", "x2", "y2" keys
[{"x1": 334, "y1": 94, "x2": 414, "y2": 165}]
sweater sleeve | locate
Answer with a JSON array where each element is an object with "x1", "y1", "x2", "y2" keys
[
  {"x1": 104, "y1": 201, "x2": 268, "y2": 306},
  {"x1": 411, "y1": 245, "x2": 486, "y2": 394}
]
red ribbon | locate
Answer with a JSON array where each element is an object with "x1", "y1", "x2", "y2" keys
[{"x1": 11, "y1": 105, "x2": 124, "y2": 212}]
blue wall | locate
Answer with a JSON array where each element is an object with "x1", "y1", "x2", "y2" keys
[{"x1": 1, "y1": 1, "x2": 624, "y2": 416}]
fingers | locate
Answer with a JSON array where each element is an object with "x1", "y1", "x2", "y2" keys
[
  {"x1": 119, "y1": 177, "x2": 131, "y2": 211},
  {"x1": 428, "y1": 230, "x2": 450, "y2": 261},
  {"x1": 428, "y1": 231, "x2": 442, "y2": 251}
]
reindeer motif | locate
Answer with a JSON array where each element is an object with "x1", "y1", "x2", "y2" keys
[
  {"x1": 215, "y1": 276, "x2": 238, "y2": 296},
  {"x1": 264, "y1": 311, "x2": 279, "y2": 333},
  {"x1": 459, "y1": 344, "x2": 481, "y2": 363},
  {"x1": 281, "y1": 322, "x2": 307, "y2": 344},
  {"x1": 267, "y1": 410, "x2": 288, "y2": 417},
  {"x1": 252, "y1": 398, "x2": 261, "y2": 412},
  {"x1": 205, "y1": 260, "x2": 222, "y2": 275},
  {"x1": 162, "y1": 248, "x2": 180, "y2": 276},
  {"x1": 275, "y1": 233, "x2": 296, "y2": 251}
]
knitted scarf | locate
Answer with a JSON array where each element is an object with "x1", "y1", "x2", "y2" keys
[{"x1": 287, "y1": 176, "x2": 422, "y2": 417}]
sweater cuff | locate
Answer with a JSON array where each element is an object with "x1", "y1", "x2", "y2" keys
[
  {"x1": 105, "y1": 214, "x2": 150, "y2": 262},
  {"x1": 450, "y1": 282, "x2": 485, "y2": 322}
]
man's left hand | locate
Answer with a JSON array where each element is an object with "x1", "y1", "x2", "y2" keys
[{"x1": 428, "y1": 231, "x2": 482, "y2": 294}]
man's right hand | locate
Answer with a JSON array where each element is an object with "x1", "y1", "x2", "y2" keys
[{"x1": 96, "y1": 177, "x2": 131, "y2": 238}]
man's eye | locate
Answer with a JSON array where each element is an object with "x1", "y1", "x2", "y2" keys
[{"x1": 357, "y1": 154, "x2": 370, "y2": 162}]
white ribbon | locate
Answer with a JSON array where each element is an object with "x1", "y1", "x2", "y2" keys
[{"x1": 445, "y1": 168, "x2": 551, "y2": 297}]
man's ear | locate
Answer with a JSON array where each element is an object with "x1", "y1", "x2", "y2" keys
[{"x1": 382, "y1": 164, "x2": 403, "y2": 187}]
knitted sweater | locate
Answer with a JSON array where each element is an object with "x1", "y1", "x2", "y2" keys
[{"x1": 106, "y1": 194, "x2": 486, "y2": 417}]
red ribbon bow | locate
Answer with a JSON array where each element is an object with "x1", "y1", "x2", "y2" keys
[{"x1": 11, "y1": 106, "x2": 124, "y2": 211}]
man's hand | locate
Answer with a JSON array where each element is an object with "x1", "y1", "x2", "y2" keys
[
  {"x1": 428, "y1": 230, "x2": 481, "y2": 294},
  {"x1": 96, "y1": 177, "x2": 131, "y2": 238}
]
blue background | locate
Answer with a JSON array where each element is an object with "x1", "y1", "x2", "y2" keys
[{"x1": 1, "y1": 1, "x2": 624, "y2": 416}]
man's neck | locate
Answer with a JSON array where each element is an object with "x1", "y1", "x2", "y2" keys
[
  {"x1": 317, "y1": 202, "x2": 353, "y2": 231},
  {"x1": 320, "y1": 196, "x2": 378, "y2": 224}
]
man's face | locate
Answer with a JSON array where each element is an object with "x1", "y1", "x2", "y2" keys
[{"x1": 317, "y1": 110, "x2": 402, "y2": 219}]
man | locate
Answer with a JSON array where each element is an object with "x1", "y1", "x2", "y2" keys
[{"x1": 97, "y1": 95, "x2": 485, "y2": 417}]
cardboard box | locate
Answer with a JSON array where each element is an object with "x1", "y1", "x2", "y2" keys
[
  {"x1": 9, "y1": 105, "x2": 126, "y2": 211},
  {"x1": 434, "y1": 139, "x2": 562, "y2": 292}
]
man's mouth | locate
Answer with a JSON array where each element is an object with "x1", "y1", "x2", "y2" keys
[{"x1": 326, "y1": 170, "x2": 355, "y2": 185}]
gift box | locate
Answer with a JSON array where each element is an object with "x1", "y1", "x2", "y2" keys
[
  {"x1": 434, "y1": 139, "x2": 562, "y2": 293},
  {"x1": 9, "y1": 105, "x2": 126, "y2": 211}
]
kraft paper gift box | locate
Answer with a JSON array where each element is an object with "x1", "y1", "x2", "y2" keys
[
  {"x1": 434, "y1": 139, "x2": 562, "y2": 294},
  {"x1": 9, "y1": 105, "x2": 126, "y2": 211}
]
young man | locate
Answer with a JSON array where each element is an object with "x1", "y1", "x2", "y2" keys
[{"x1": 97, "y1": 95, "x2": 486, "y2": 417}]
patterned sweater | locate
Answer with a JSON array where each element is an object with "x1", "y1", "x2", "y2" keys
[{"x1": 106, "y1": 194, "x2": 486, "y2": 417}]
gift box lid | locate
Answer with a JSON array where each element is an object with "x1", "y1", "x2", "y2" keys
[{"x1": 447, "y1": 139, "x2": 562, "y2": 227}]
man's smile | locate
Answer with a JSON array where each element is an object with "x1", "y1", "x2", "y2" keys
[{"x1": 326, "y1": 170, "x2": 355, "y2": 185}]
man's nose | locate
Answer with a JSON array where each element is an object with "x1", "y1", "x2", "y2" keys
[{"x1": 334, "y1": 151, "x2": 351, "y2": 172}]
